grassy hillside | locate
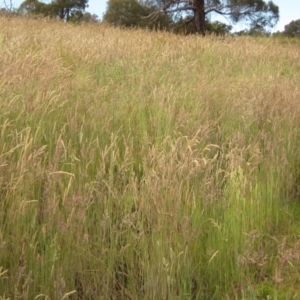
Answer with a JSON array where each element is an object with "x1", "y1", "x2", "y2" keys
[{"x1": 1, "y1": 15, "x2": 300, "y2": 299}]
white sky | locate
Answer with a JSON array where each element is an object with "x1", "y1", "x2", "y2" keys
[{"x1": 5, "y1": 0, "x2": 300, "y2": 32}]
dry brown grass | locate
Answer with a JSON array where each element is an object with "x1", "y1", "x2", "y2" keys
[{"x1": 0, "y1": 15, "x2": 300, "y2": 299}]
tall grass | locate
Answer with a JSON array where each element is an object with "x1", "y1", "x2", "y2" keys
[{"x1": 1, "y1": 15, "x2": 300, "y2": 299}]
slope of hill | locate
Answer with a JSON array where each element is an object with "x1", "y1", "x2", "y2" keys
[{"x1": 1, "y1": 15, "x2": 300, "y2": 299}]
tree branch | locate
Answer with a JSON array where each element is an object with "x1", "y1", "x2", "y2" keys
[
  {"x1": 3, "y1": 0, "x2": 13, "y2": 11},
  {"x1": 163, "y1": 6, "x2": 194, "y2": 13}
]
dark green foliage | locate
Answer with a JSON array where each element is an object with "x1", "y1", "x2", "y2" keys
[
  {"x1": 205, "y1": 21, "x2": 233, "y2": 35},
  {"x1": 51, "y1": 0, "x2": 88, "y2": 21},
  {"x1": 235, "y1": 25, "x2": 271, "y2": 36},
  {"x1": 147, "y1": 0, "x2": 279, "y2": 35},
  {"x1": 78, "y1": 12, "x2": 99, "y2": 23},
  {"x1": 66, "y1": 10, "x2": 99, "y2": 23},
  {"x1": 103, "y1": 0, "x2": 172, "y2": 30},
  {"x1": 18, "y1": 0, "x2": 49, "y2": 16},
  {"x1": 284, "y1": 19, "x2": 300, "y2": 37},
  {"x1": 18, "y1": 0, "x2": 88, "y2": 21},
  {"x1": 174, "y1": 18, "x2": 232, "y2": 35}
]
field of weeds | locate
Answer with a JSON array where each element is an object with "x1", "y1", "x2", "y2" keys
[{"x1": 1, "y1": 15, "x2": 300, "y2": 299}]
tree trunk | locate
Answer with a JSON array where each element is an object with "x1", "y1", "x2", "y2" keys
[
  {"x1": 194, "y1": 0, "x2": 205, "y2": 35},
  {"x1": 58, "y1": 8, "x2": 64, "y2": 20}
]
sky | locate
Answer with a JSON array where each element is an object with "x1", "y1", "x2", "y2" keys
[{"x1": 6, "y1": 0, "x2": 300, "y2": 32}]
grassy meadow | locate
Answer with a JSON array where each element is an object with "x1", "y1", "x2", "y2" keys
[{"x1": 1, "y1": 14, "x2": 300, "y2": 299}]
